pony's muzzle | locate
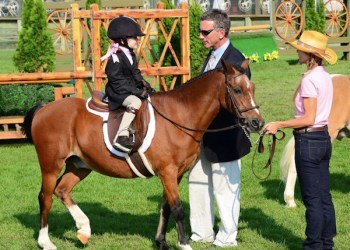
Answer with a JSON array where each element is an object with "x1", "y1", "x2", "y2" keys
[{"x1": 247, "y1": 118, "x2": 265, "y2": 132}]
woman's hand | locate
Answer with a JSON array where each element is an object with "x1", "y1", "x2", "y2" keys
[{"x1": 263, "y1": 122, "x2": 280, "y2": 135}]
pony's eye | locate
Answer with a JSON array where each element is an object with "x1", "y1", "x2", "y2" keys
[{"x1": 233, "y1": 87, "x2": 242, "y2": 95}]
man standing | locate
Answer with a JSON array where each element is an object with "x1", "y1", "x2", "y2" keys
[{"x1": 188, "y1": 9, "x2": 251, "y2": 247}]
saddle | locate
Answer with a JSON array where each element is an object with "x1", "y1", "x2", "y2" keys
[{"x1": 88, "y1": 90, "x2": 144, "y2": 152}]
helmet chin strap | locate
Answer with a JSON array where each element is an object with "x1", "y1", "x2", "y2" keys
[{"x1": 113, "y1": 38, "x2": 131, "y2": 50}]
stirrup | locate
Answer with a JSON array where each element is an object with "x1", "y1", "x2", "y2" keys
[{"x1": 112, "y1": 135, "x2": 134, "y2": 153}]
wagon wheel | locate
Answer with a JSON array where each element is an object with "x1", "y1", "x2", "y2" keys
[
  {"x1": 324, "y1": 0, "x2": 349, "y2": 37},
  {"x1": 198, "y1": 0, "x2": 211, "y2": 11},
  {"x1": 274, "y1": 0, "x2": 304, "y2": 41},
  {"x1": 47, "y1": 10, "x2": 73, "y2": 54},
  {"x1": 7, "y1": 0, "x2": 19, "y2": 17}
]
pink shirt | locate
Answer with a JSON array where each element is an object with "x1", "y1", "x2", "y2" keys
[{"x1": 294, "y1": 66, "x2": 333, "y2": 127}]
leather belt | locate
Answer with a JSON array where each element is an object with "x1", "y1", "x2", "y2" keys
[{"x1": 294, "y1": 125, "x2": 328, "y2": 134}]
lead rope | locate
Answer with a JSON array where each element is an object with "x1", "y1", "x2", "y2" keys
[{"x1": 242, "y1": 127, "x2": 285, "y2": 180}]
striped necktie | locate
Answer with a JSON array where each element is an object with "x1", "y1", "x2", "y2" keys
[{"x1": 207, "y1": 52, "x2": 216, "y2": 71}]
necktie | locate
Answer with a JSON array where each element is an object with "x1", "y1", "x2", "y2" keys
[{"x1": 207, "y1": 52, "x2": 216, "y2": 71}]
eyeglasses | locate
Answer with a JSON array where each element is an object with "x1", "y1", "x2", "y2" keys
[{"x1": 199, "y1": 29, "x2": 215, "y2": 36}]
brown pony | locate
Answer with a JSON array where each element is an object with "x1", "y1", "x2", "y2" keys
[
  {"x1": 21, "y1": 60, "x2": 264, "y2": 250},
  {"x1": 280, "y1": 75, "x2": 350, "y2": 208}
]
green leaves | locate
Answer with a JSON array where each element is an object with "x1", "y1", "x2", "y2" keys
[
  {"x1": 0, "y1": 85, "x2": 54, "y2": 116},
  {"x1": 305, "y1": 0, "x2": 326, "y2": 33},
  {"x1": 13, "y1": 0, "x2": 55, "y2": 73}
]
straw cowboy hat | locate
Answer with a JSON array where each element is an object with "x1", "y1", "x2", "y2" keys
[{"x1": 289, "y1": 30, "x2": 337, "y2": 64}]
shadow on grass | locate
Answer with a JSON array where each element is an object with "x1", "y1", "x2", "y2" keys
[
  {"x1": 241, "y1": 207, "x2": 303, "y2": 249},
  {"x1": 259, "y1": 179, "x2": 302, "y2": 206},
  {"x1": 330, "y1": 172, "x2": 350, "y2": 194},
  {"x1": 286, "y1": 59, "x2": 299, "y2": 65},
  {"x1": 15, "y1": 197, "x2": 192, "y2": 249},
  {"x1": 15, "y1": 201, "x2": 161, "y2": 249}
]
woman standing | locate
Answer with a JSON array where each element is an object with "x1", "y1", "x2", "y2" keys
[{"x1": 264, "y1": 30, "x2": 337, "y2": 250}]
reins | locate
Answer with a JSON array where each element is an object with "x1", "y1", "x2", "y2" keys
[
  {"x1": 146, "y1": 99, "x2": 241, "y2": 133},
  {"x1": 250, "y1": 129, "x2": 286, "y2": 180},
  {"x1": 146, "y1": 71, "x2": 258, "y2": 133}
]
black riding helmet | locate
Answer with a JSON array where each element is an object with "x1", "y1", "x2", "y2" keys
[{"x1": 108, "y1": 16, "x2": 145, "y2": 41}]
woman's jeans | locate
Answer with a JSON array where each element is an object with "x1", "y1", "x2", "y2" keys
[{"x1": 294, "y1": 131, "x2": 336, "y2": 250}]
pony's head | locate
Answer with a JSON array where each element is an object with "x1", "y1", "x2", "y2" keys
[{"x1": 221, "y1": 59, "x2": 264, "y2": 132}]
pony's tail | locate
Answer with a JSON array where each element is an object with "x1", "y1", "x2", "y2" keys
[
  {"x1": 21, "y1": 104, "x2": 44, "y2": 143},
  {"x1": 279, "y1": 137, "x2": 296, "y2": 183}
]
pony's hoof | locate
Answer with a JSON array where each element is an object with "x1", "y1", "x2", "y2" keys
[
  {"x1": 77, "y1": 232, "x2": 89, "y2": 245},
  {"x1": 285, "y1": 202, "x2": 298, "y2": 208}
]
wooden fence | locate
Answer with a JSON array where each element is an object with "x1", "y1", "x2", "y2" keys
[{"x1": 0, "y1": 2, "x2": 190, "y2": 139}]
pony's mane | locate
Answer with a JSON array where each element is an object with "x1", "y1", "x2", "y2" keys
[
  {"x1": 184, "y1": 64, "x2": 246, "y2": 85},
  {"x1": 155, "y1": 64, "x2": 246, "y2": 95}
]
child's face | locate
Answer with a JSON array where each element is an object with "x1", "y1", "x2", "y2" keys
[{"x1": 127, "y1": 37, "x2": 139, "y2": 49}]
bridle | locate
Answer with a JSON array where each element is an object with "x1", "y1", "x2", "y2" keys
[
  {"x1": 147, "y1": 70, "x2": 259, "y2": 133},
  {"x1": 224, "y1": 72, "x2": 259, "y2": 119}
]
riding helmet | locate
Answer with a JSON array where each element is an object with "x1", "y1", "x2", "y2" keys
[{"x1": 107, "y1": 16, "x2": 145, "y2": 41}]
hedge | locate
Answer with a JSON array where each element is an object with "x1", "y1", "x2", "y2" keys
[{"x1": 0, "y1": 85, "x2": 54, "y2": 116}]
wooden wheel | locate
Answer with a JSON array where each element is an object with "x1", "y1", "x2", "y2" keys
[
  {"x1": 274, "y1": 0, "x2": 304, "y2": 41},
  {"x1": 47, "y1": 10, "x2": 73, "y2": 54},
  {"x1": 324, "y1": 0, "x2": 349, "y2": 37}
]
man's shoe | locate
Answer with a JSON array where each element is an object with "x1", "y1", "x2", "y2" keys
[{"x1": 113, "y1": 136, "x2": 134, "y2": 153}]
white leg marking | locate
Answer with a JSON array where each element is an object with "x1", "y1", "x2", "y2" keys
[
  {"x1": 38, "y1": 226, "x2": 57, "y2": 250},
  {"x1": 179, "y1": 242, "x2": 193, "y2": 250},
  {"x1": 280, "y1": 137, "x2": 298, "y2": 208},
  {"x1": 68, "y1": 204, "x2": 91, "y2": 239}
]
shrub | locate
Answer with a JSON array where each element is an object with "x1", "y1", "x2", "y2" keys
[
  {"x1": 189, "y1": 0, "x2": 207, "y2": 77},
  {"x1": 5, "y1": 0, "x2": 56, "y2": 116},
  {"x1": 13, "y1": 0, "x2": 55, "y2": 72},
  {"x1": 305, "y1": 0, "x2": 325, "y2": 33},
  {"x1": 0, "y1": 85, "x2": 54, "y2": 116}
]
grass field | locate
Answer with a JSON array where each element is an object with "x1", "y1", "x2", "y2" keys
[{"x1": 1, "y1": 49, "x2": 350, "y2": 249}]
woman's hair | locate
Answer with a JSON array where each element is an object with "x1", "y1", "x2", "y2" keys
[
  {"x1": 307, "y1": 53, "x2": 323, "y2": 69},
  {"x1": 200, "y1": 9, "x2": 230, "y2": 37}
]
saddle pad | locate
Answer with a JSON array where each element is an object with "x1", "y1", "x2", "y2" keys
[{"x1": 85, "y1": 97, "x2": 156, "y2": 177}]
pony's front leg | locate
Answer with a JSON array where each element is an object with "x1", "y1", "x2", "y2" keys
[
  {"x1": 155, "y1": 198, "x2": 171, "y2": 250},
  {"x1": 38, "y1": 226, "x2": 57, "y2": 250},
  {"x1": 156, "y1": 172, "x2": 192, "y2": 250},
  {"x1": 155, "y1": 198, "x2": 192, "y2": 250}
]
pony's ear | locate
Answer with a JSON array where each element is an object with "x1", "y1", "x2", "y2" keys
[
  {"x1": 240, "y1": 60, "x2": 249, "y2": 70},
  {"x1": 221, "y1": 59, "x2": 235, "y2": 74}
]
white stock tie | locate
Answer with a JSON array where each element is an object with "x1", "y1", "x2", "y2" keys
[{"x1": 207, "y1": 52, "x2": 216, "y2": 71}]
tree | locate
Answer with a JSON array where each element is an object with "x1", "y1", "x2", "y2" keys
[
  {"x1": 305, "y1": 0, "x2": 326, "y2": 33},
  {"x1": 188, "y1": 0, "x2": 207, "y2": 77},
  {"x1": 13, "y1": 0, "x2": 55, "y2": 72},
  {"x1": 86, "y1": 0, "x2": 109, "y2": 56}
]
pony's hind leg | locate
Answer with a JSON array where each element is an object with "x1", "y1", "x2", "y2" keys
[
  {"x1": 54, "y1": 156, "x2": 92, "y2": 245},
  {"x1": 37, "y1": 161, "x2": 65, "y2": 250},
  {"x1": 280, "y1": 137, "x2": 298, "y2": 208}
]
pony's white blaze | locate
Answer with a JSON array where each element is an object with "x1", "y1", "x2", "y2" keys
[
  {"x1": 38, "y1": 226, "x2": 57, "y2": 250},
  {"x1": 243, "y1": 77, "x2": 260, "y2": 114}
]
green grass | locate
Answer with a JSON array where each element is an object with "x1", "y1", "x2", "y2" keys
[
  {"x1": 1, "y1": 51, "x2": 350, "y2": 249},
  {"x1": 230, "y1": 32, "x2": 278, "y2": 59}
]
